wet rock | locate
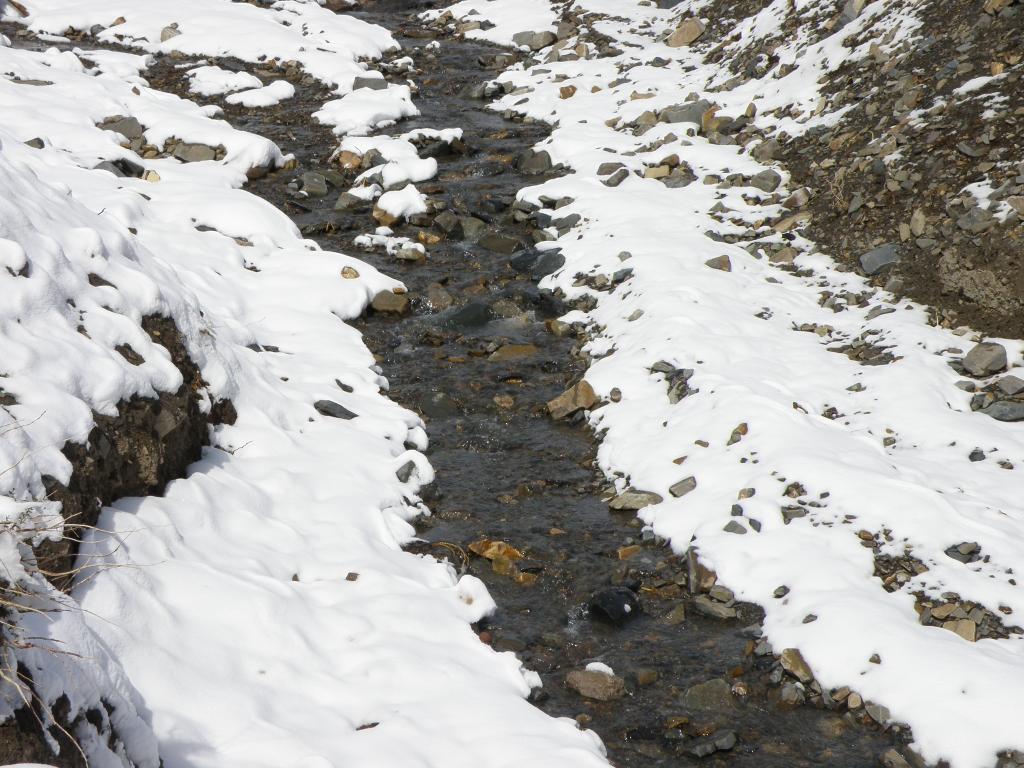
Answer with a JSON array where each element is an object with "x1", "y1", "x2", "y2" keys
[
  {"x1": 681, "y1": 678, "x2": 734, "y2": 710},
  {"x1": 547, "y1": 380, "x2": 597, "y2": 419},
  {"x1": 859, "y1": 243, "x2": 900, "y2": 275},
  {"x1": 442, "y1": 301, "x2": 493, "y2": 328},
  {"x1": 512, "y1": 30, "x2": 557, "y2": 51},
  {"x1": 300, "y1": 172, "x2": 329, "y2": 198},
  {"x1": 370, "y1": 290, "x2": 409, "y2": 315},
  {"x1": 589, "y1": 586, "x2": 640, "y2": 625},
  {"x1": 173, "y1": 143, "x2": 217, "y2": 163},
  {"x1": 962, "y1": 342, "x2": 1007, "y2": 377},
  {"x1": 516, "y1": 149, "x2": 553, "y2": 175},
  {"x1": 566, "y1": 669, "x2": 626, "y2": 701},
  {"x1": 880, "y1": 749, "x2": 913, "y2": 768},
  {"x1": 666, "y1": 18, "x2": 705, "y2": 47},
  {"x1": 609, "y1": 489, "x2": 663, "y2": 511},
  {"x1": 334, "y1": 193, "x2": 366, "y2": 211},
  {"x1": 425, "y1": 283, "x2": 454, "y2": 312},
  {"x1": 688, "y1": 729, "x2": 737, "y2": 757},
  {"x1": 314, "y1": 400, "x2": 357, "y2": 420},
  {"x1": 780, "y1": 648, "x2": 813, "y2": 683},
  {"x1": 459, "y1": 216, "x2": 488, "y2": 242},
  {"x1": 479, "y1": 231, "x2": 522, "y2": 254},
  {"x1": 489, "y1": 344, "x2": 537, "y2": 362}
]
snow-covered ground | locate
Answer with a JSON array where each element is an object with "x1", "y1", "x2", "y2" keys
[
  {"x1": 0, "y1": 1, "x2": 609, "y2": 766},
  {"x1": 426, "y1": 0, "x2": 1024, "y2": 766}
]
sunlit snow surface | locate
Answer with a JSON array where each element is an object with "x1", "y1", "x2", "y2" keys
[
  {"x1": 0, "y1": 2, "x2": 608, "y2": 767},
  {"x1": 427, "y1": 0, "x2": 1024, "y2": 766}
]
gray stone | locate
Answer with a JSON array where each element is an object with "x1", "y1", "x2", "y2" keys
[
  {"x1": 566, "y1": 669, "x2": 626, "y2": 701},
  {"x1": 982, "y1": 401, "x2": 1024, "y2": 422},
  {"x1": 103, "y1": 116, "x2": 144, "y2": 140},
  {"x1": 962, "y1": 342, "x2": 1007, "y2": 377},
  {"x1": 609, "y1": 489, "x2": 663, "y2": 511},
  {"x1": 597, "y1": 161, "x2": 626, "y2": 175},
  {"x1": 997, "y1": 376, "x2": 1024, "y2": 396},
  {"x1": 511, "y1": 30, "x2": 557, "y2": 51},
  {"x1": 750, "y1": 169, "x2": 782, "y2": 193},
  {"x1": 516, "y1": 149, "x2": 553, "y2": 175},
  {"x1": 173, "y1": 143, "x2": 217, "y2": 163},
  {"x1": 352, "y1": 75, "x2": 387, "y2": 91},
  {"x1": 859, "y1": 243, "x2": 900, "y2": 275},
  {"x1": 603, "y1": 168, "x2": 629, "y2": 187},
  {"x1": 723, "y1": 520, "x2": 746, "y2": 535},
  {"x1": 752, "y1": 139, "x2": 780, "y2": 162},
  {"x1": 314, "y1": 400, "x2": 357, "y2": 420},
  {"x1": 681, "y1": 678, "x2": 734, "y2": 710},
  {"x1": 160, "y1": 25, "x2": 181, "y2": 42},
  {"x1": 957, "y1": 207, "x2": 995, "y2": 234},
  {"x1": 669, "y1": 476, "x2": 697, "y2": 498},
  {"x1": 659, "y1": 99, "x2": 712, "y2": 126},
  {"x1": 300, "y1": 172, "x2": 329, "y2": 198},
  {"x1": 666, "y1": 18, "x2": 706, "y2": 47},
  {"x1": 780, "y1": 648, "x2": 813, "y2": 683},
  {"x1": 459, "y1": 216, "x2": 488, "y2": 242},
  {"x1": 479, "y1": 231, "x2": 522, "y2": 254},
  {"x1": 693, "y1": 595, "x2": 737, "y2": 620}
]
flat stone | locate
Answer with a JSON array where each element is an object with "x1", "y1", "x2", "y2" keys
[
  {"x1": 370, "y1": 290, "x2": 409, "y2": 315},
  {"x1": 300, "y1": 172, "x2": 329, "y2": 197},
  {"x1": 103, "y1": 115, "x2": 144, "y2": 140},
  {"x1": 962, "y1": 342, "x2": 1007, "y2": 377},
  {"x1": 489, "y1": 344, "x2": 537, "y2": 362},
  {"x1": 566, "y1": 669, "x2": 626, "y2": 701},
  {"x1": 547, "y1": 380, "x2": 597, "y2": 419},
  {"x1": 996, "y1": 375, "x2": 1024, "y2": 396},
  {"x1": 666, "y1": 18, "x2": 705, "y2": 47},
  {"x1": 723, "y1": 520, "x2": 746, "y2": 534},
  {"x1": 859, "y1": 243, "x2": 900, "y2": 275},
  {"x1": 352, "y1": 74, "x2": 387, "y2": 90},
  {"x1": 609, "y1": 489, "x2": 663, "y2": 511},
  {"x1": 750, "y1": 169, "x2": 782, "y2": 193},
  {"x1": 693, "y1": 595, "x2": 736, "y2": 620},
  {"x1": 511, "y1": 30, "x2": 557, "y2": 51},
  {"x1": 780, "y1": 648, "x2": 813, "y2": 683},
  {"x1": 173, "y1": 143, "x2": 217, "y2": 163},
  {"x1": 478, "y1": 231, "x2": 522, "y2": 254},
  {"x1": 957, "y1": 207, "x2": 995, "y2": 234},
  {"x1": 704, "y1": 255, "x2": 731, "y2": 272},
  {"x1": 983, "y1": 401, "x2": 1024, "y2": 422},
  {"x1": 314, "y1": 400, "x2": 357, "y2": 420},
  {"x1": 681, "y1": 678, "x2": 734, "y2": 711},
  {"x1": 669, "y1": 476, "x2": 697, "y2": 498},
  {"x1": 516, "y1": 149, "x2": 553, "y2": 174}
]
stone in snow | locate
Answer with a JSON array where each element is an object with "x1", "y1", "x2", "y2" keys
[
  {"x1": 666, "y1": 18, "x2": 705, "y2": 47},
  {"x1": 547, "y1": 380, "x2": 597, "y2": 419},
  {"x1": 962, "y1": 342, "x2": 1007, "y2": 377},
  {"x1": 511, "y1": 30, "x2": 556, "y2": 51}
]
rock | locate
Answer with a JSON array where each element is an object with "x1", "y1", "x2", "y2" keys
[
  {"x1": 516, "y1": 149, "x2": 553, "y2": 175},
  {"x1": 603, "y1": 168, "x2": 630, "y2": 187},
  {"x1": 479, "y1": 231, "x2": 522, "y2": 254},
  {"x1": 103, "y1": 115, "x2": 144, "y2": 141},
  {"x1": 442, "y1": 301, "x2": 493, "y2": 328},
  {"x1": 780, "y1": 648, "x2": 813, "y2": 683},
  {"x1": 752, "y1": 139, "x2": 780, "y2": 162},
  {"x1": 160, "y1": 24, "x2": 181, "y2": 42},
  {"x1": 314, "y1": 399, "x2": 358, "y2": 420},
  {"x1": 547, "y1": 380, "x2": 597, "y2": 419},
  {"x1": 688, "y1": 730, "x2": 737, "y2": 757},
  {"x1": 704, "y1": 255, "x2": 731, "y2": 272},
  {"x1": 957, "y1": 207, "x2": 995, "y2": 234},
  {"x1": 511, "y1": 30, "x2": 557, "y2": 51},
  {"x1": 982, "y1": 401, "x2": 1024, "y2": 422},
  {"x1": 598, "y1": 161, "x2": 626, "y2": 175},
  {"x1": 910, "y1": 208, "x2": 927, "y2": 237},
  {"x1": 173, "y1": 143, "x2": 217, "y2": 163},
  {"x1": 996, "y1": 375, "x2": 1024, "y2": 396},
  {"x1": 334, "y1": 193, "x2": 366, "y2": 211},
  {"x1": 489, "y1": 344, "x2": 537, "y2": 362},
  {"x1": 370, "y1": 290, "x2": 409, "y2": 315},
  {"x1": 565, "y1": 669, "x2": 626, "y2": 701},
  {"x1": 352, "y1": 74, "x2": 387, "y2": 91},
  {"x1": 723, "y1": 520, "x2": 746, "y2": 535},
  {"x1": 660, "y1": 100, "x2": 712, "y2": 126},
  {"x1": 609, "y1": 489, "x2": 663, "y2": 511},
  {"x1": 635, "y1": 668, "x2": 659, "y2": 686},
  {"x1": 666, "y1": 18, "x2": 706, "y2": 47},
  {"x1": 459, "y1": 216, "x2": 488, "y2": 242},
  {"x1": 865, "y1": 702, "x2": 890, "y2": 724},
  {"x1": 693, "y1": 595, "x2": 736, "y2": 620},
  {"x1": 750, "y1": 169, "x2": 782, "y2": 193},
  {"x1": 663, "y1": 604, "x2": 687, "y2": 625},
  {"x1": 589, "y1": 586, "x2": 640, "y2": 625},
  {"x1": 859, "y1": 243, "x2": 900, "y2": 275},
  {"x1": 681, "y1": 678, "x2": 734, "y2": 710},
  {"x1": 669, "y1": 476, "x2": 697, "y2": 498},
  {"x1": 300, "y1": 172, "x2": 329, "y2": 198},
  {"x1": 779, "y1": 681, "x2": 806, "y2": 707},
  {"x1": 880, "y1": 749, "x2": 913, "y2": 768},
  {"x1": 839, "y1": 0, "x2": 866, "y2": 26},
  {"x1": 962, "y1": 342, "x2": 1007, "y2": 377}
]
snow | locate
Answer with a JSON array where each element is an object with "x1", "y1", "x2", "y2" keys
[
  {"x1": 451, "y1": 0, "x2": 1024, "y2": 766},
  {"x1": 423, "y1": 0, "x2": 558, "y2": 47},
  {"x1": 224, "y1": 79, "x2": 296, "y2": 108},
  {"x1": 377, "y1": 184, "x2": 428, "y2": 219},
  {"x1": 187, "y1": 65, "x2": 262, "y2": 96},
  {"x1": 0, "y1": 2, "x2": 611, "y2": 767}
]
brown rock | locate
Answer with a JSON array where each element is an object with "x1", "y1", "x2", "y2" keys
[
  {"x1": 489, "y1": 344, "x2": 538, "y2": 362},
  {"x1": 547, "y1": 380, "x2": 597, "y2": 419},
  {"x1": 370, "y1": 290, "x2": 409, "y2": 315},
  {"x1": 780, "y1": 648, "x2": 814, "y2": 683},
  {"x1": 566, "y1": 669, "x2": 626, "y2": 701},
  {"x1": 667, "y1": 18, "x2": 705, "y2": 47}
]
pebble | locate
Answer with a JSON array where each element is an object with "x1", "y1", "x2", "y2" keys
[{"x1": 565, "y1": 669, "x2": 626, "y2": 701}]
